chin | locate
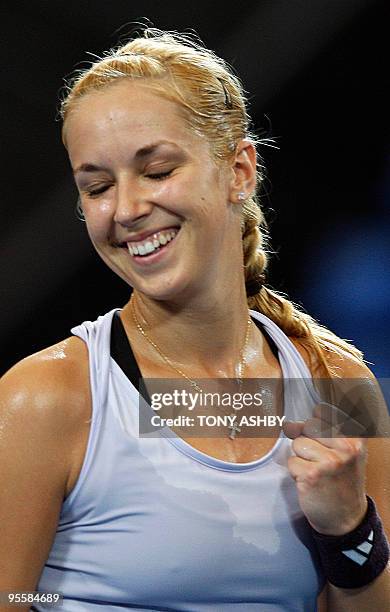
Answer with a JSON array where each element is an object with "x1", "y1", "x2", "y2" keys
[
  {"x1": 99, "y1": 248, "x2": 199, "y2": 303},
  {"x1": 134, "y1": 273, "x2": 198, "y2": 304}
]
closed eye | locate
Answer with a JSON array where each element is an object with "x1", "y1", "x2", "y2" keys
[
  {"x1": 145, "y1": 170, "x2": 174, "y2": 180},
  {"x1": 83, "y1": 169, "x2": 173, "y2": 196},
  {"x1": 85, "y1": 184, "x2": 111, "y2": 197}
]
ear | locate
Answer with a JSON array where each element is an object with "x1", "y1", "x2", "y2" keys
[{"x1": 228, "y1": 139, "x2": 257, "y2": 203}]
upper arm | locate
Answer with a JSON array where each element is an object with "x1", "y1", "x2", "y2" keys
[{"x1": 0, "y1": 337, "x2": 89, "y2": 599}]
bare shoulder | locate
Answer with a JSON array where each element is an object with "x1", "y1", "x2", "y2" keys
[
  {"x1": 289, "y1": 336, "x2": 374, "y2": 379},
  {"x1": 3, "y1": 333, "x2": 89, "y2": 382},
  {"x1": 0, "y1": 336, "x2": 91, "y2": 590},
  {"x1": 1, "y1": 335, "x2": 90, "y2": 431},
  {"x1": 0, "y1": 335, "x2": 92, "y2": 500},
  {"x1": 289, "y1": 336, "x2": 388, "y2": 432}
]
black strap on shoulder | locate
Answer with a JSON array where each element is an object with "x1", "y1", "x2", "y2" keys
[
  {"x1": 111, "y1": 310, "x2": 144, "y2": 391},
  {"x1": 255, "y1": 318, "x2": 279, "y2": 360},
  {"x1": 110, "y1": 310, "x2": 279, "y2": 392}
]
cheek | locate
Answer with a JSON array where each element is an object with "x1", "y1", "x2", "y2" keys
[
  {"x1": 153, "y1": 178, "x2": 195, "y2": 219},
  {"x1": 83, "y1": 200, "x2": 113, "y2": 240}
]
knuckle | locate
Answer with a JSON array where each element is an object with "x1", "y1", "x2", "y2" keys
[
  {"x1": 306, "y1": 467, "x2": 320, "y2": 486},
  {"x1": 291, "y1": 439, "x2": 299, "y2": 454},
  {"x1": 342, "y1": 438, "x2": 365, "y2": 462},
  {"x1": 287, "y1": 456, "x2": 300, "y2": 479},
  {"x1": 324, "y1": 454, "x2": 343, "y2": 472},
  {"x1": 353, "y1": 438, "x2": 367, "y2": 456}
]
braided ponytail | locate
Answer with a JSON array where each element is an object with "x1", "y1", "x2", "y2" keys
[{"x1": 242, "y1": 196, "x2": 363, "y2": 375}]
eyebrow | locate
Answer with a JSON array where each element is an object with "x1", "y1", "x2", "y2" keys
[{"x1": 73, "y1": 141, "x2": 182, "y2": 175}]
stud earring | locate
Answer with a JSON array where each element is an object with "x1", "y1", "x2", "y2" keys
[{"x1": 237, "y1": 192, "x2": 246, "y2": 201}]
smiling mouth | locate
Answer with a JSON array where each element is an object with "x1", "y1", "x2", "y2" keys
[{"x1": 123, "y1": 227, "x2": 180, "y2": 258}]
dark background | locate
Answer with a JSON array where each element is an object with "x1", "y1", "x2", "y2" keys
[{"x1": 1, "y1": 0, "x2": 389, "y2": 376}]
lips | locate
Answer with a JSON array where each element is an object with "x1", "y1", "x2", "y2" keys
[{"x1": 127, "y1": 228, "x2": 179, "y2": 257}]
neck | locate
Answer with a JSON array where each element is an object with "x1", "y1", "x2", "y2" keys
[{"x1": 122, "y1": 286, "x2": 254, "y2": 377}]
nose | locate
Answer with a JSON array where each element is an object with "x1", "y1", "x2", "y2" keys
[{"x1": 113, "y1": 178, "x2": 154, "y2": 227}]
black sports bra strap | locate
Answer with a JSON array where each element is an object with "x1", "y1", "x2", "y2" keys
[
  {"x1": 111, "y1": 310, "x2": 144, "y2": 391},
  {"x1": 110, "y1": 310, "x2": 279, "y2": 393},
  {"x1": 253, "y1": 317, "x2": 279, "y2": 360}
]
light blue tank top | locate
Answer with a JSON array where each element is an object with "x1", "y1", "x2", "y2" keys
[{"x1": 35, "y1": 308, "x2": 326, "y2": 611}]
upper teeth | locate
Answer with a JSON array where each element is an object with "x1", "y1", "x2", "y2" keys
[{"x1": 127, "y1": 229, "x2": 179, "y2": 256}]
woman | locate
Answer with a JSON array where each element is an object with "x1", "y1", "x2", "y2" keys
[{"x1": 1, "y1": 29, "x2": 389, "y2": 611}]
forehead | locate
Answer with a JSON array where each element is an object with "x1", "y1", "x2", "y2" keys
[{"x1": 64, "y1": 80, "x2": 206, "y2": 159}]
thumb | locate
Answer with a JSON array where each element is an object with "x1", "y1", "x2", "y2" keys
[{"x1": 283, "y1": 420, "x2": 305, "y2": 439}]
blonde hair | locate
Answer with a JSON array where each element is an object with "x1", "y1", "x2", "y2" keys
[{"x1": 61, "y1": 28, "x2": 364, "y2": 375}]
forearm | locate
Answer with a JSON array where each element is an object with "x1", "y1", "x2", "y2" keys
[{"x1": 327, "y1": 565, "x2": 390, "y2": 611}]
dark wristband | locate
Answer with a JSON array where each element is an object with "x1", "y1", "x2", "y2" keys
[{"x1": 310, "y1": 495, "x2": 389, "y2": 588}]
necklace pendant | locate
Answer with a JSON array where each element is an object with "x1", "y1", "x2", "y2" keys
[{"x1": 228, "y1": 415, "x2": 242, "y2": 440}]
